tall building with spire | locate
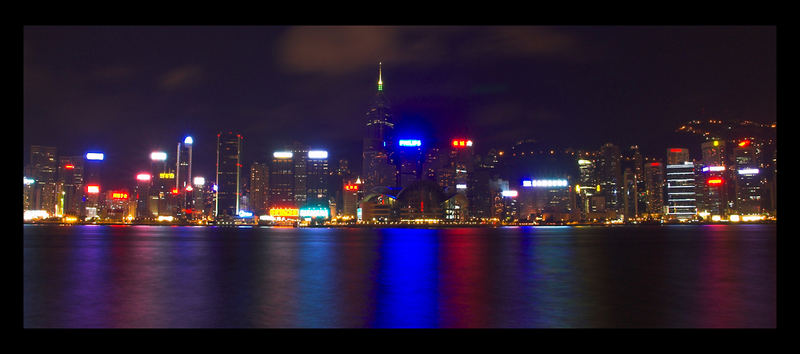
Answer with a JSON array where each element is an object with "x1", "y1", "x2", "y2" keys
[{"x1": 362, "y1": 62, "x2": 396, "y2": 192}]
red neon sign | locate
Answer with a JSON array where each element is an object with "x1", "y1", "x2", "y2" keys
[
  {"x1": 344, "y1": 184, "x2": 359, "y2": 191},
  {"x1": 707, "y1": 178, "x2": 724, "y2": 185},
  {"x1": 112, "y1": 192, "x2": 129, "y2": 200},
  {"x1": 172, "y1": 188, "x2": 179, "y2": 194},
  {"x1": 650, "y1": 162, "x2": 661, "y2": 166},
  {"x1": 87, "y1": 185, "x2": 100, "y2": 194},
  {"x1": 738, "y1": 140, "x2": 751, "y2": 147},
  {"x1": 669, "y1": 148, "x2": 684, "y2": 153},
  {"x1": 452, "y1": 139, "x2": 473, "y2": 148},
  {"x1": 65, "y1": 164, "x2": 74, "y2": 169}
]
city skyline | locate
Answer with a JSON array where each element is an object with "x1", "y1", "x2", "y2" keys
[{"x1": 24, "y1": 26, "x2": 776, "y2": 188}]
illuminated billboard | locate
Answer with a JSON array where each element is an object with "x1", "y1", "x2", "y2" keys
[
  {"x1": 398, "y1": 139, "x2": 421, "y2": 147},
  {"x1": 299, "y1": 208, "x2": 330, "y2": 218},
  {"x1": 150, "y1": 152, "x2": 167, "y2": 161},
  {"x1": 136, "y1": 173, "x2": 151, "y2": 181},
  {"x1": 308, "y1": 150, "x2": 328, "y2": 159},
  {"x1": 738, "y1": 168, "x2": 760, "y2": 175},
  {"x1": 273, "y1": 151, "x2": 293, "y2": 159},
  {"x1": 238, "y1": 210, "x2": 254, "y2": 218},
  {"x1": 578, "y1": 159, "x2": 592, "y2": 165},
  {"x1": 269, "y1": 208, "x2": 299, "y2": 217},
  {"x1": 344, "y1": 184, "x2": 359, "y2": 191},
  {"x1": 86, "y1": 152, "x2": 104, "y2": 161},
  {"x1": 701, "y1": 166, "x2": 726, "y2": 172},
  {"x1": 111, "y1": 192, "x2": 129, "y2": 200},
  {"x1": 64, "y1": 164, "x2": 74, "y2": 169},
  {"x1": 501, "y1": 190, "x2": 518, "y2": 197},
  {"x1": 522, "y1": 180, "x2": 533, "y2": 187},
  {"x1": 87, "y1": 185, "x2": 100, "y2": 194},
  {"x1": 707, "y1": 178, "x2": 724, "y2": 185},
  {"x1": 160, "y1": 172, "x2": 175, "y2": 179},
  {"x1": 193, "y1": 177, "x2": 205, "y2": 186},
  {"x1": 456, "y1": 183, "x2": 467, "y2": 190},
  {"x1": 526, "y1": 179, "x2": 569, "y2": 188},
  {"x1": 451, "y1": 139, "x2": 473, "y2": 148},
  {"x1": 738, "y1": 140, "x2": 751, "y2": 147},
  {"x1": 23, "y1": 177, "x2": 35, "y2": 185}
]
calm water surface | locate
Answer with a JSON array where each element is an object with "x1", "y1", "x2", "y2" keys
[{"x1": 23, "y1": 224, "x2": 776, "y2": 328}]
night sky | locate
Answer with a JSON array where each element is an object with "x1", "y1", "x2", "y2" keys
[{"x1": 23, "y1": 26, "x2": 776, "y2": 189}]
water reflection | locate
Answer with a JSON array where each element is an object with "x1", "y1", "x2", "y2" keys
[{"x1": 23, "y1": 224, "x2": 776, "y2": 328}]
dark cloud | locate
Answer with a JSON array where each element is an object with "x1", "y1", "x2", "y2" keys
[
  {"x1": 278, "y1": 26, "x2": 578, "y2": 76},
  {"x1": 159, "y1": 65, "x2": 204, "y2": 91}
]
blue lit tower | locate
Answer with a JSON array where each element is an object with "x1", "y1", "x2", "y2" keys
[
  {"x1": 216, "y1": 132, "x2": 242, "y2": 219},
  {"x1": 362, "y1": 62, "x2": 396, "y2": 191}
]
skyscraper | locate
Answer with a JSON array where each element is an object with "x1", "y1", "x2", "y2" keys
[
  {"x1": 306, "y1": 150, "x2": 330, "y2": 207},
  {"x1": 597, "y1": 143, "x2": 622, "y2": 217},
  {"x1": 176, "y1": 136, "x2": 193, "y2": 216},
  {"x1": 215, "y1": 132, "x2": 242, "y2": 218},
  {"x1": 644, "y1": 162, "x2": 665, "y2": 218},
  {"x1": 269, "y1": 151, "x2": 295, "y2": 209},
  {"x1": 249, "y1": 162, "x2": 269, "y2": 215},
  {"x1": 362, "y1": 62, "x2": 396, "y2": 192},
  {"x1": 29, "y1": 146, "x2": 58, "y2": 214},
  {"x1": 292, "y1": 142, "x2": 309, "y2": 205}
]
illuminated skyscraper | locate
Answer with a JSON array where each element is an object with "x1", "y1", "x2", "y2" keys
[
  {"x1": 29, "y1": 145, "x2": 58, "y2": 214},
  {"x1": 362, "y1": 62, "x2": 396, "y2": 192},
  {"x1": 666, "y1": 161, "x2": 697, "y2": 220},
  {"x1": 644, "y1": 162, "x2": 665, "y2": 218},
  {"x1": 597, "y1": 143, "x2": 622, "y2": 216},
  {"x1": 269, "y1": 151, "x2": 295, "y2": 208},
  {"x1": 215, "y1": 132, "x2": 242, "y2": 218},
  {"x1": 176, "y1": 136, "x2": 193, "y2": 216},
  {"x1": 57, "y1": 156, "x2": 84, "y2": 217},
  {"x1": 292, "y1": 142, "x2": 309, "y2": 205},
  {"x1": 306, "y1": 150, "x2": 330, "y2": 207},
  {"x1": 249, "y1": 162, "x2": 269, "y2": 215},
  {"x1": 732, "y1": 139, "x2": 762, "y2": 214}
]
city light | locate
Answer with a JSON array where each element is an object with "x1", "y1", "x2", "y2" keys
[
  {"x1": 86, "y1": 152, "x2": 104, "y2": 161},
  {"x1": 711, "y1": 215, "x2": 722, "y2": 222},
  {"x1": 150, "y1": 152, "x2": 167, "y2": 161},
  {"x1": 456, "y1": 184, "x2": 467, "y2": 189},
  {"x1": 111, "y1": 192, "x2": 128, "y2": 200},
  {"x1": 669, "y1": 148, "x2": 684, "y2": 153},
  {"x1": 136, "y1": 173, "x2": 151, "y2": 181},
  {"x1": 299, "y1": 208, "x2": 330, "y2": 218},
  {"x1": 707, "y1": 178, "x2": 724, "y2": 185},
  {"x1": 24, "y1": 177, "x2": 35, "y2": 185},
  {"x1": 308, "y1": 150, "x2": 328, "y2": 159},
  {"x1": 157, "y1": 215, "x2": 174, "y2": 222},
  {"x1": 185, "y1": 185, "x2": 193, "y2": 192},
  {"x1": 527, "y1": 179, "x2": 569, "y2": 188},
  {"x1": 738, "y1": 168, "x2": 760, "y2": 175},
  {"x1": 398, "y1": 139, "x2": 422, "y2": 147},
  {"x1": 193, "y1": 177, "x2": 205, "y2": 186},
  {"x1": 344, "y1": 184, "x2": 359, "y2": 191},
  {"x1": 702, "y1": 166, "x2": 725, "y2": 172},
  {"x1": 213, "y1": 184, "x2": 218, "y2": 192},
  {"x1": 738, "y1": 140, "x2": 751, "y2": 147},
  {"x1": 578, "y1": 159, "x2": 592, "y2": 165},
  {"x1": 273, "y1": 151, "x2": 293, "y2": 159},
  {"x1": 172, "y1": 188, "x2": 179, "y2": 194},
  {"x1": 87, "y1": 185, "x2": 100, "y2": 194},
  {"x1": 65, "y1": 164, "x2": 74, "y2": 169},
  {"x1": 269, "y1": 208, "x2": 299, "y2": 217},
  {"x1": 24, "y1": 210, "x2": 50, "y2": 221},
  {"x1": 238, "y1": 210, "x2": 254, "y2": 218},
  {"x1": 502, "y1": 190, "x2": 518, "y2": 197},
  {"x1": 160, "y1": 172, "x2": 175, "y2": 179},
  {"x1": 184, "y1": 136, "x2": 193, "y2": 145},
  {"x1": 713, "y1": 140, "x2": 720, "y2": 146},
  {"x1": 452, "y1": 139, "x2": 473, "y2": 148},
  {"x1": 729, "y1": 215, "x2": 741, "y2": 222}
]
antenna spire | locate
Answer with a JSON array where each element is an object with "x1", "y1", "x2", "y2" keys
[{"x1": 377, "y1": 62, "x2": 383, "y2": 91}]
